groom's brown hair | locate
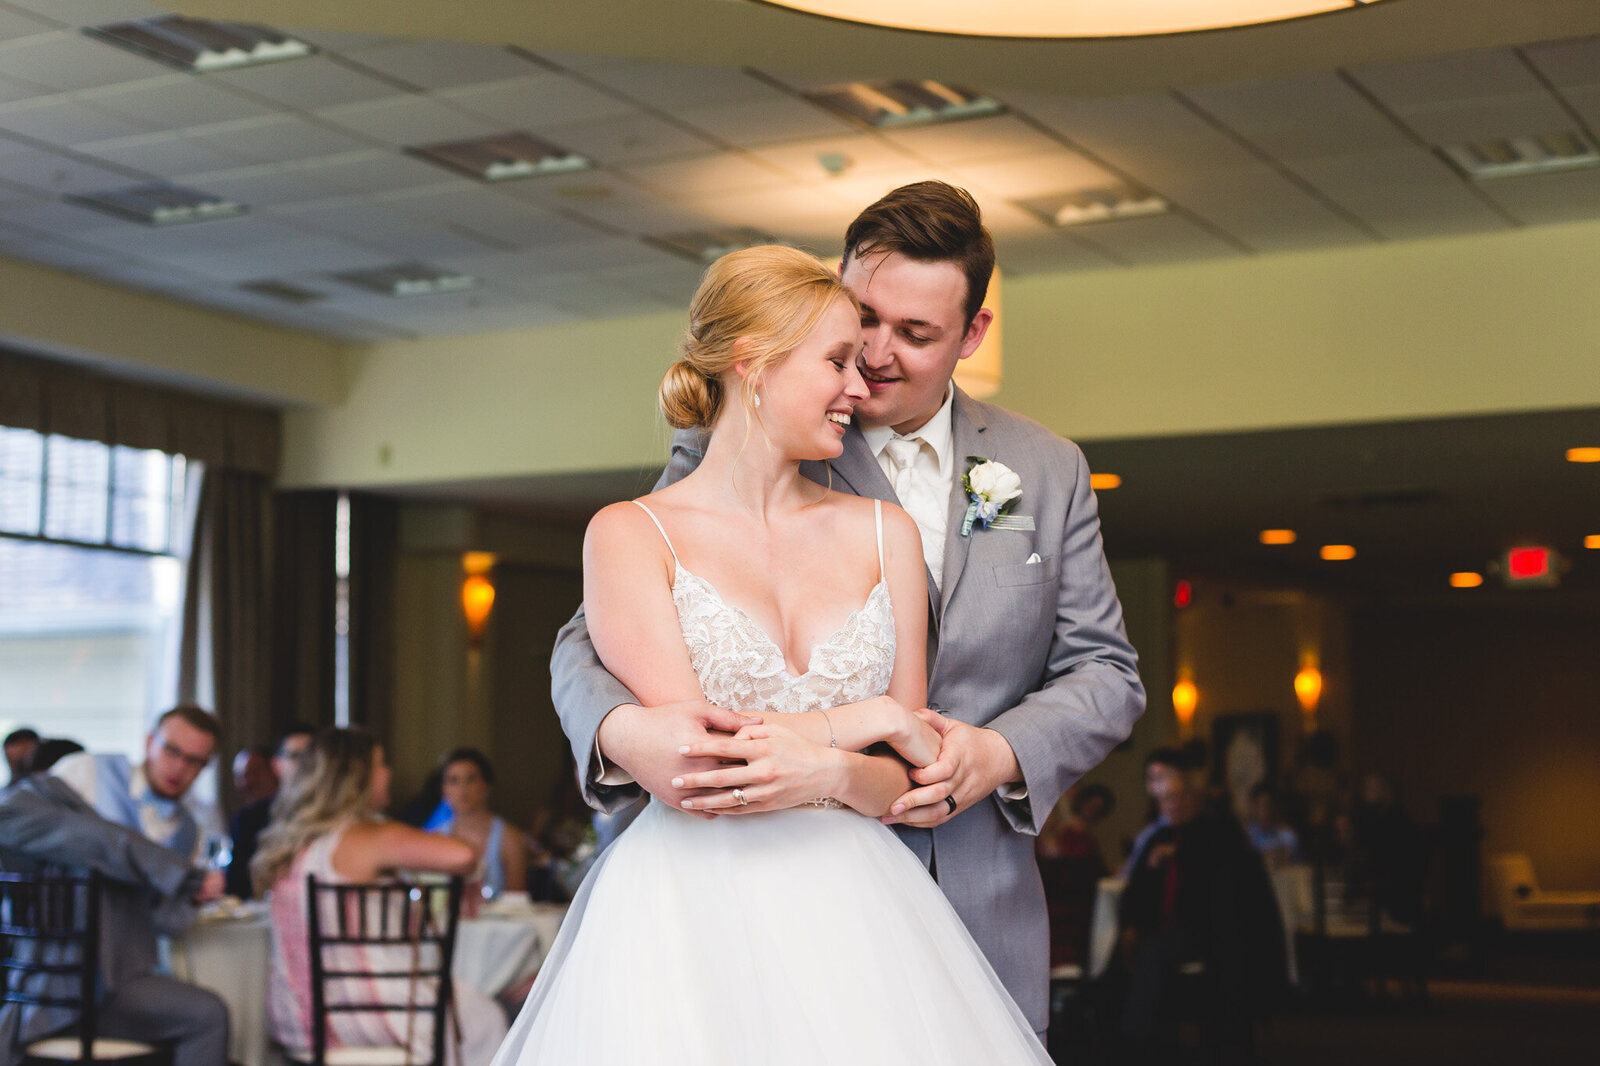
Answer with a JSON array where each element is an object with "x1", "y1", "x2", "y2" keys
[{"x1": 842, "y1": 180, "x2": 995, "y2": 327}]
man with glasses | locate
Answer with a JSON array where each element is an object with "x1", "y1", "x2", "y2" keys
[{"x1": 0, "y1": 705, "x2": 230, "y2": 1066}]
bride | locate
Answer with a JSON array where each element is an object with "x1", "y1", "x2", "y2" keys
[{"x1": 494, "y1": 246, "x2": 1050, "y2": 1064}]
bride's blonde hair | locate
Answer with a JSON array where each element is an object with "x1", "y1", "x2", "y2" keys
[{"x1": 660, "y1": 245, "x2": 856, "y2": 429}]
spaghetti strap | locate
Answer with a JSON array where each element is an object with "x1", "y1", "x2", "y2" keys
[
  {"x1": 873, "y1": 499, "x2": 885, "y2": 584},
  {"x1": 631, "y1": 500, "x2": 680, "y2": 568}
]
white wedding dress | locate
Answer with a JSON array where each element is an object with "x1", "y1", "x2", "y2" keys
[{"x1": 492, "y1": 501, "x2": 1051, "y2": 1065}]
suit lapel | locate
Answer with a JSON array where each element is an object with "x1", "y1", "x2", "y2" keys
[{"x1": 939, "y1": 389, "x2": 988, "y2": 617}]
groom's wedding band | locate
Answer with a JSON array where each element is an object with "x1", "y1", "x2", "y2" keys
[
  {"x1": 733, "y1": 788, "x2": 749, "y2": 806},
  {"x1": 944, "y1": 796, "x2": 957, "y2": 815}
]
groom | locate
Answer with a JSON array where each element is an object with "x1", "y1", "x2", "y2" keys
[{"x1": 550, "y1": 180, "x2": 1144, "y2": 1032}]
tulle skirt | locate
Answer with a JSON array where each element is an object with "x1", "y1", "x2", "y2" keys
[{"x1": 492, "y1": 799, "x2": 1051, "y2": 1065}]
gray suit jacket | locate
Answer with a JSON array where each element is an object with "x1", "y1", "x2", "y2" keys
[
  {"x1": 548, "y1": 388, "x2": 1145, "y2": 1028},
  {"x1": 0, "y1": 776, "x2": 203, "y2": 1062}
]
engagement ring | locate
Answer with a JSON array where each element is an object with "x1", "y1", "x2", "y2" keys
[{"x1": 733, "y1": 788, "x2": 749, "y2": 806}]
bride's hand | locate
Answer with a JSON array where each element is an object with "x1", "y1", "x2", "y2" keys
[
  {"x1": 884, "y1": 701, "x2": 941, "y2": 769},
  {"x1": 672, "y1": 720, "x2": 842, "y2": 814}
]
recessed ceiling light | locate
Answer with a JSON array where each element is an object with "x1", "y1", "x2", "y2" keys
[
  {"x1": 759, "y1": 1, "x2": 1394, "y2": 37},
  {"x1": 806, "y1": 80, "x2": 1003, "y2": 128},
  {"x1": 1440, "y1": 132, "x2": 1600, "y2": 181},
  {"x1": 238, "y1": 280, "x2": 325, "y2": 304},
  {"x1": 1567, "y1": 446, "x2": 1600, "y2": 463},
  {"x1": 644, "y1": 227, "x2": 783, "y2": 265},
  {"x1": 85, "y1": 16, "x2": 314, "y2": 73},
  {"x1": 1089, "y1": 473, "x2": 1121, "y2": 490},
  {"x1": 66, "y1": 184, "x2": 246, "y2": 226},
  {"x1": 407, "y1": 133, "x2": 592, "y2": 183},
  {"x1": 1017, "y1": 187, "x2": 1170, "y2": 228},
  {"x1": 1259, "y1": 529, "x2": 1297, "y2": 546},
  {"x1": 1319, "y1": 544, "x2": 1356, "y2": 561},
  {"x1": 334, "y1": 264, "x2": 478, "y2": 298},
  {"x1": 1449, "y1": 572, "x2": 1484, "y2": 588},
  {"x1": 1584, "y1": 535, "x2": 1600, "y2": 550}
]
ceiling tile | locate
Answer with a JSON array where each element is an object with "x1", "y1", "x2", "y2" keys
[
  {"x1": 670, "y1": 183, "x2": 852, "y2": 242},
  {"x1": 1557, "y1": 84, "x2": 1600, "y2": 130},
  {"x1": 0, "y1": 96, "x2": 153, "y2": 144},
  {"x1": 339, "y1": 40, "x2": 541, "y2": 91},
  {"x1": 587, "y1": 258, "x2": 706, "y2": 303},
  {"x1": 675, "y1": 94, "x2": 853, "y2": 148},
  {"x1": 379, "y1": 184, "x2": 604, "y2": 249},
  {"x1": 946, "y1": 149, "x2": 1121, "y2": 201},
  {"x1": 440, "y1": 74, "x2": 638, "y2": 130},
  {"x1": 1, "y1": 2, "x2": 165, "y2": 26},
  {"x1": 531, "y1": 272, "x2": 678, "y2": 319},
  {"x1": 151, "y1": 234, "x2": 395, "y2": 282},
  {"x1": 0, "y1": 144, "x2": 139, "y2": 195},
  {"x1": 1348, "y1": 48, "x2": 1543, "y2": 109},
  {"x1": 446, "y1": 237, "x2": 660, "y2": 284},
  {"x1": 1475, "y1": 167, "x2": 1600, "y2": 226},
  {"x1": 881, "y1": 115, "x2": 1063, "y2": 165},
  {"x1": 540, "y1": 111, "x2": 718, "y2": 165},
  {"x1": 1067, "y1": 213, "x2": 1244, "y2": 267},
  {"x1": 746, "y1": 133, "x2": 920, "y2": 182},
  {"x1": 993, "y1": 230, "x2": 1122, "y2": 276},
  {"x1": 1166, "y1": 169, "x2": 1375, "y2": 251},
  {"x1": 513, "y1": 177, "x2": 711, "y2": 235},
  {"x1": 77, "y1": 131, "x2": 252, "y2": 177},
  {"x1": 82, "y1": 76, "x2": 276, "y2": 129},
  {"x1": 1392, "y1": 93, "x2": 1576, "y2": 145},
  {"x1": 1291, "y1": 150, "x2": 1512, "y2": 238},
  {"x1": 177, "y1": 165, "x2": 339, "y2": 208},
  {"x1": 210, "y1": 56, "x2": 402, "y2": 112},
  {"x1": 576, "y1": 62, "x2": 773, "y2": 111},
  {"x1": 619, "y1": 151, "x2": 790, "y2": 197},
  {"x1": 0, "y1": 230, "x2": 129, "y2": 271},
  {"x1": 0, "y1": 193, "x2": 121, "y2": 235},
  {"x1": 70, "y1": 213, "x2": 309, "y2": 258},
  {"x1": 1522, "y1": 36, "x2": 1600, "y2": 90},
  {"x1": 272, "y1": 199, "x2": 508, "y2": 260},
  {"x1": 295, "y1": 151, "x2": 460, "y2": 198},
  {"x1": 183, "y1": 115, "x2": 376, "y2": 164},
  {"x1": 0, "y1": 73, "x2": 52, "y2": 105},
  {"x1": 0, "y1": 31, "x2": 168, "y2": 92},
  {"x1": 1181, "y1": 73, "x2": 1414, "y2": 158},
  {"x1": 315, "y1": 96, "x2": 499, "y2": 147},
  {"x1": 0, "y1": 7, "x2": 54, "y2": 43}
]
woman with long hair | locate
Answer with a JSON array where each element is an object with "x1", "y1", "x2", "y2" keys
[{"x1": 254, "y1": 727, "x2": 508, "y2": 1066}]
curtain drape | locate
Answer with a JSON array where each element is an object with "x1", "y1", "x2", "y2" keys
[
  {"x1": 347, "y1": 493, "x2": 399, "y2": 747},
  {"x1": 268, "y1": 491, "x2": 339, "y2": 732}
]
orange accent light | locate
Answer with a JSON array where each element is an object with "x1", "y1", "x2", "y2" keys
[
  {"x1": 1172, "y1": 677, "x2": 1198, "y2": 727},
  {"x1": 1259, "y1": 529, "x2": 1297, "y2": 545},
  {"x1": 461, "y1": 574, "x2": 496, "y2": 643},
  {"x1": 1090, "y1": 473, "x2": 1122, "y2": 490},
  {"x1": 1294, "y1": 664, "x2": 1323, "y2": 715},
  {"x1": 1449, "y1": 572, "x2": 1484, "y2": 588},
  {"x1": 1567, "y1": 447, "x2": 1600, "y2": 463},
  {"x1": 1320, "y1": 544, "x2": 1356, "y2": 561},
  {"x1": 1585, "y1": 535, "x2": 1600, "y2": 550}
]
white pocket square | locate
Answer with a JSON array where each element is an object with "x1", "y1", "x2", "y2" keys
[{"x1": 1025, "y1": 553, "x2": 1042, "y2": 564}]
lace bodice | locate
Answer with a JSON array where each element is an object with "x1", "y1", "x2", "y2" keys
[{"x1": 634, "y1": 500, "x2": 896, "y2": 718}]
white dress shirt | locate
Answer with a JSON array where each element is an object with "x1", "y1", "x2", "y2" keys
[{"x1": 862, "y1": 387, "x2": 956, "y2": 590}]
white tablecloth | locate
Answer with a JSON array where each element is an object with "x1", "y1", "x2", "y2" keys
[
  {"x1": 170, "y1": 905, "x2": 274, "y2": 1066},
  {"x1": 454, "y1": 903, "x2": 567, "y2": 997}
]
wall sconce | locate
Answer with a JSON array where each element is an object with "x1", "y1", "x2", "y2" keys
[
  {"x1": 1172, "y1": 673, "x2": 1198, "y2": 736},
  {"x1": 461, "y1": 552, "x2": 496, "y2": 645},
  {"x1": 1294, "y1": 659, "x2": 1322, "y2": 721}
]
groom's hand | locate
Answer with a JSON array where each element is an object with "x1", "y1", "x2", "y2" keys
[
  {"x1": 880, "y1": 710, "x2": 1021, "y2": 828},
  {"x1": 596, "y1": 700, "x2": 756, "y2": 820}
]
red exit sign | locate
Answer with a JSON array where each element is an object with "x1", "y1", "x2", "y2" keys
[{"x1": 1503, "y1": 546, "x2": 1559, "y2": 587}]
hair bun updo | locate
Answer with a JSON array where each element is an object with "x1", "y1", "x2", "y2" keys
[{"x1": 659, "y1": 358, "x2": 721, "y2": 429}]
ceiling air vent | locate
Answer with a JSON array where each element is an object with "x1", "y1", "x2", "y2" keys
[
  {"x1": 1439, "y1": 132, "x2": 1600, "y2": 180},
  {"x1": 644, "y1": 227, "x2": 783, "y2": 264},
  {"x1": 85, "y1": 17, "x2": 314, "y2": 73},
  {"x1": 408, "y1": 133, "x2": 592, "y2": 182},
  {"x1": 806, "y1": 80, "x2": 1003, "y2": 128},
  {"x1": 1017, "y1": 187, "x2": 1169, "y2": 227},
  {"x1": 334, "y1": 264, "x2": 478, "y2": 297},
  {"x1": 65, "y1": 184, "x2": 246, "y2": 226}
]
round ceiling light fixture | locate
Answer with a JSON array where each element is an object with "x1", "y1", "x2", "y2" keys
[{"x1": 758, "y1": 1, "x2": 1392, "y2": 38}]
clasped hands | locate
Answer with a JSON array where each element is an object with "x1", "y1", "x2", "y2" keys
[{"x1": 598, "y1": 699, "x2": 1017, "y2": 826}]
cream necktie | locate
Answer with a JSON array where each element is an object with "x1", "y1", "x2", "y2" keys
[{"x1": 884, "y1": 436, "x2": 944, "y2": 587}]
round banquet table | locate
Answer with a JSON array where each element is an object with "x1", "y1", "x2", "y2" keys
[{"x1": 453, "y1": 902, "x2": 568, "y2": 996}]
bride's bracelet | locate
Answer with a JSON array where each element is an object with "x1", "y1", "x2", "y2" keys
[{"x1": 818, "y1": 709, "x2": 837, "y2": 749}]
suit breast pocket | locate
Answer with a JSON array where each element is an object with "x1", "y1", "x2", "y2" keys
[{"x1": 992, "y1": 555, "x2": 1060, "y2": 589}]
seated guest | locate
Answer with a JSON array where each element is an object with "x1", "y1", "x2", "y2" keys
[
  {"x1": 233, "y1": 745, "x2": 279, "y2": 807},
  {"x1": 1245, "y1": 783, "x2": 1301, "y2": 869},
  {"x1": 1113, "y1": 762, "x2": 1286, "y2": 1063},
  {"x1": 226, "y1": 724, "x2": 313, "y2": 899},
  {"x1": 431, "y1": 747, "x2": 528, "y2": 899},
  {"x1": 0, "y1": 713, "x2": 229, "y2": 1066},
  {"x1": 254, "y1": 728, "x2": 507, "y2": 1066},
  {"x1": 4, "y1": 727, "x2": 39, "y2": 786},
  {"x1": 1121, "y1": 747, "x2": 1190, "y2": 877},
  {"x1": 1037, "y1": 782, "x2": 1114, "y2": 969},
  {"x1": 25, "y1": 737, "x2": 84, "y2": 776}
]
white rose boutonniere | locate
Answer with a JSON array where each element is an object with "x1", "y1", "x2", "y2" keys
[{"x1": 960, "y1": 457, "x2": 1035, "y2": 536}]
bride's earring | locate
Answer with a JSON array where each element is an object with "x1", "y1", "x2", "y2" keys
[{"x1": 753, "y1": 393, "x2": 762, "y2": 408}]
